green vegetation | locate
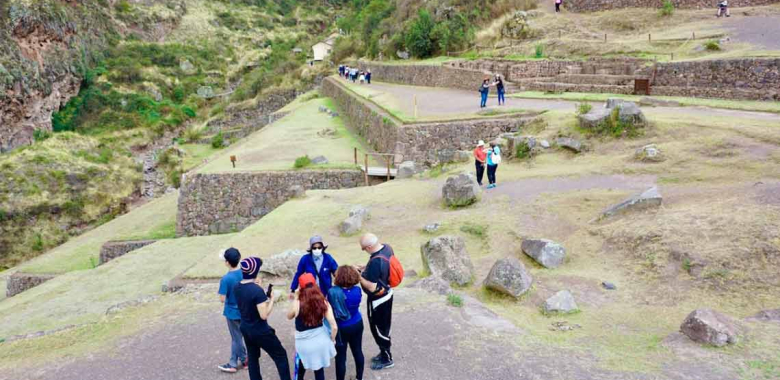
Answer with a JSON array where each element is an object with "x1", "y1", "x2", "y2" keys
[
  {"x1": 534, "y1": 43, "x2": 545, "y2": 59},
  {"x1": 575, "y1": 102, "x2": 592, "y2": 115},
  {"x1": 294, "y1": 155, "x2": 312, "y2": 169},
  {"x1": 515, "y1": 141, "x2": 532, "y2": 159},
  {"x1": 460, "y1": 222, "x2": 488, "y2": 238},
  {"x1": 211, "y1": 131, "x2": 225, "y2": 149},
  {"x1": 659, "y1": 0, "x2": 674, "y2": 17},
  {"x1": 588, "y1": 108, "x2": 642, "y2": 138},
  {"x1": 446, "y1": 293, "x2": 464, "y2": 307},
  {"x1": 705, "y1": 40, "x2": 722, "y2": 51}
]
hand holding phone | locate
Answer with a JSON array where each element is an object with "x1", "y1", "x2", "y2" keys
[{"x1": 266, "y1": 283, "x2": 274, "y2": 297}]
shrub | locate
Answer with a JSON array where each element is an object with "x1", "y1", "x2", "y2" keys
[
  {"x1": 293, "y1": 155, "x2": 312, "y2": 169},
  {"x1": 211, "y1": 131, "x2": 225, "y2": 149},
  {"x1": 33, "y1": 129, "x2": 51, "y2": 142},
  {"x1": 576, "y1": 102, "x2": 592, "y2": 115},
  {"x1": 659, "y1": 0, "x2": 674, "y2": 16},
  {"x1": 447, "y1": 293, "x2": 463, "y2": 307},
  {"x1": 183, "y1": 125, "x2": 205, "y2": 142},
  {"x1": 460, "y1": 222, "x2": 488, "y2": 237},
  {"x1": 114, "y1": 0, "x2": 132, "y2": 13},
  {"x1": 169, "y1": 169, "x2": 182, "y2": 188},
  {"x1": 515, "y1": 142, "x2": 532, "y2": 159},
  {"x1": 593, "y1": 108, "x2": 641, "y2": 138},
  {"x1": 405, "y1": 9, "x2": 435, "y2": 58},
  {"x1": 704, "y1": 40, "x2": 721, "y2": 51},
  {"x1": 534, "y1": 43, "x2": 544, "y2": 59}
]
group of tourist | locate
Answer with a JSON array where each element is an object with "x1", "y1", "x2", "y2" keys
[
  {"x1": 479, "y1": 74, "x2": 506, "y2": 108},
  {"x1": 474, "y1": 140, "x2": 502, "y2": 188},
  {"x1": 339, "y1": 65, "x2": 372, "y2": 84},
  {"x1": 217, "y1": 233, "x2": 401, "y2": 380}
]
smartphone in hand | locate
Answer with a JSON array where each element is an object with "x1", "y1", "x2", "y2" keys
[{"x1": 266, "y1": 283, "x2": 274, "y2": 296}]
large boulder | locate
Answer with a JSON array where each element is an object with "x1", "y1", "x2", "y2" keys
[
  {"x1": 579, "y1": 99, "x2": 646, "y2": 130},
  {"x1": 680, "y1": 309, "x2": 743, "y2": 347},
  {"x1": 578, "y1": 108, "x2": 612, "y2": 130},
  {"x1": 521, "y1": 239, "x2": 566, "y2": 268},
  {"x1": 442, "y1": 173, "x2": 481, "y2": 207},
  {"x1": 311, "y1": 155, "x2": 329, "y2": 165},
  {"x1": 421, "y1": 236, "x2": 474, "y2": 286},
  {"x1": 600, "y1": 186, "x2": 662, "y2": 219},
  {"x1": 543, "y1": 290, "x2": 579, "y2": 314},
  {"x1": 349, "y1": 205, "x2": 371, "y2": 221},
  {"x1": 397, "y1": 161, "x2": 416, "y2": 179},
  {"x1": 556, "y1": 137, "x2": 584, "y2": 153},
  {"x1": 615, "y1": 102, "x2": 646, "y2": 126},
  {"x1": 260, "y1": 249, "x2": 306, "y2": 277},
  {"x1": 483, "y1": 257, "x2": 533, "y2": 298},
  {"x1": 339, "y1": 215, "x2": 363, "y2": 235}
]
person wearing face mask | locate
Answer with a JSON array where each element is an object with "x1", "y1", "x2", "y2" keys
[{"x1": 289, "y1": 235, "x2": 339, "y2": 300}]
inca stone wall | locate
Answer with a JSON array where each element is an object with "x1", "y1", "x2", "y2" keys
[
  {"x1": 648, "y1": 58, "x2": 780, "y2": 100},
  {"x1": 565, "y1": 0, "x2": 780, "y2": 13},
  {"x1": 6, "y1": 272, "x2": 57, "y2": 297},
  {"x1": 176, "y1": 170, "x2": 364, "y2": 236},
  {"x1": 354, "y1": 61, "x2": 489, "y2": 91},
  {"x1": 99, "y1": 240, "x2": 158, "y2": 265},
  {"x1": 321, "y1": 77, "x2": 530, "y2": 166},
  {"x1": 445, "y1": 58, "x2": 649, "y2": 82}
]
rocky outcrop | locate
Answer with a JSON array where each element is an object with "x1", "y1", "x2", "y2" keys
[
  {"x1": 680, "y1": 309, "x2": 743, "y2": 347},
  {"x1": 543, "y1": 290, "x2": 579, "y2": 314},
  {"x1": 521, "y1": 239, "x2": 566, "y2": 268},
  {"x1": 421, "y1": 236, "x2": 474, "y2": 286},
  {"x1": 483, "y1": 257, "x2": 533, "y2": 298},
  {"x1": 442, "y1": 173, "x2": 481, "y2": 207},
  {"x1": 600, "y1": 186, "x2": 663, "y2": 219},
  {"x1": 260, "y1": 249, "x2": 306, "y2": 278}
]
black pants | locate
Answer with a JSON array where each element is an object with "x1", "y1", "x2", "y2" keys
[
  {"x1": 487, "y1": 164, "x2": 498, "y2": 185},
  {"x1": 475, "y1": 161, "x2": 485, "y2": 185},
  {"x1": 241, "y1": 328, "x2": 292, "y2": 380},
  {"x1": 367, "y1": 295, "x2": 393, "y2": 360},
  {"x1": 336, "y1": 321, "x2": 365, "y2": 380},
  {"x1": 555, "y1": 2, "x2": 560, "y2": 12},
  {"x1": 297, "y1": 360, "x2": 324, "y2": 380}
]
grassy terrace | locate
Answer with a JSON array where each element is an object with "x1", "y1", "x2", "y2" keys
[{"x1": 196, "y1": 97, "x2": 372, "y2": 173}]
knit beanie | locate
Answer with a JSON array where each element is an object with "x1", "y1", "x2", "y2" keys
[{"x1": 240, "y1": 257, "x2": 263, "y2": 280}]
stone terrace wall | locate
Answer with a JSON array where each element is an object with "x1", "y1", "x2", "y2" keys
[
  {"x1": 445, "y1": 58, "x2": 649, "y2": 83},
  {"x1": 99, "y1": 240, "x2": 157, "y2": 265},
  {"x1": 565, "y1": 0, "x2": 780, "y2": 12},
  {"x1": 176, "y1": 170, "x2": 363, "y2": 236},
  {"x1": 7, "y1": 272, "x2": 57, "y2": 297},
  {"x1": 322, "y1": 77, "x2": 530, "y2": 166},
  {"x1": 649, "y1": 58, "x2": 780, "y2": 100},
  {"x1": 355, "y1": 61, "x2": 489, "y2": 91}
]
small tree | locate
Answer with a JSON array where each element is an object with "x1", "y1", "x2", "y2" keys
[
  {"x1": 659, "y1": 0, "x2": 674, "y2": 16},
  {"x1": 211, "y1": 131, "x2": 225, "y2": 149},
  {"x1": 405, "y1": 9, "x2": 435, "y2": 58}
]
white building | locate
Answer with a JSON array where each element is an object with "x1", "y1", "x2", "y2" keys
[{"x1": 312, "y1": 33, "x2": 340, "y2": 61}]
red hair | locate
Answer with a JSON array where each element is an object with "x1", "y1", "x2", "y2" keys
[{"x1": 299, "y1": 284, "x2": 328, "y2": 327}]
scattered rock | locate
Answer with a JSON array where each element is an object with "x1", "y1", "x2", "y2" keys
[
  {"x1": 143, "y1": 83, "x2": 163, "y2": 102},
  {"x1": 317, "y1": 128, "x2": 336, "y2": 137},
  {"x1": 615, "y1": 101, "x2": 647, "y2": 126},
  {"x1": 483, "y1": 257, "x2": 533, "y2": 298},
  {"x1": 579, "y1": 99, "x2": 646, "y2": 130},
  {"x1": 423, "y1": 223, "x2": 441, "y2": 233},
  {"x1": 539, "y1": 139, "x2": 550, "y2": 149},
  {"x1": 680, "y1": 309, "x2": 743, "y2": 347},
  {"x1": 397, "y1": 161, "x2": 417, "y2": 179},
  {"x1": 639, "y1": 97, "x2": 681, "y2": 107},
  {"x1": 577, "y1": 108, "x2": 612, "y2": 130},
  {"x1": 311, "y1": 155, "x2": 329, "y2": 165},
  {"x1": 197, "y1": 86, "x2": 215, "y2": 99},
  {"x1": 339, "y1": 215, "x2": 363, "y2": 235},
  {"x1": 521, "y1": 238, "x2": 566, "y2": 269},
  {"x1": 442, "y1": 172, "x2": 481, "y2": 207},
  {"x1": 260, "y1": 249, "x2": 306, "y2": 277},
  {"x1": 421, "y1": 236, "x2": 474, "y2": 286},
  {"x1": 556, "y1": 137, "x2": 584, "y2": 153},
  {"x1": 290, "y1": 185, "x2": 305, "y2": 198},
  {"x1": 599, "y1": 186, "x2": 663, "y2": 219},
  {"x1": 396, "y1": 50, "x2": 410, "y2": 60},
  {"x1": 543, "y1": 290, "x2": 579, "y2": 314},
  {"x1": 179, "y1": 59, "x2": 196, "y2": 74},
  {"x1": 601, "y1": 281, "x2": 617, "y2": 290},
  {"x1": 550, "y1": 321, "x2": 582, "y2": 332},
  {"x1": 348, "y1": 205, "x2": 371, "y2": 221},
  {"x1": 748, "y1": 309, "x2": 780, "y2": 322},
  {"x1": 409, "y1": 275, "x2": 452, "y2": 295},
  {"x1": 634, "y1": 144, "x2": 665, "y2": 162}
]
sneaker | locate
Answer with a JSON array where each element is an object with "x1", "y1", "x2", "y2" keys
[
  {"x1": 218, "y1": 363, "x2": 238, "y2": 373},
  {"x1": 239, "y1": 359, "x2": 248, "y2": 369},
  {"x1": 371, "y1": 358, "x2": 395, "y2": 370},
  {"x1": 371, "y1": 354, "x2": 383, "y2": 363}
]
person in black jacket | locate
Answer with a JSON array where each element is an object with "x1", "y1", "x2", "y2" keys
[
  {"x1": 493, "y1": 74, "x2": 506, "y2": 105},
  {"x1": 356, "y1": 233, "x2": 395, "y2": 371}
]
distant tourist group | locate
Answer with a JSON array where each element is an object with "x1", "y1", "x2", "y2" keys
[
  {"x1": 338, "y1": 65, "x2": 371, "y2": 84},
  {"x1": 217, "y1": 233, "x2": 403, "y2": 380},
  {"x1": 474, "y1": 140, "x2": 502, "y2": 189},
  {"x1": 479, "y1": 74, "x2": 506, "y2": 108}
]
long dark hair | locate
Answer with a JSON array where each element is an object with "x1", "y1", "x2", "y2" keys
[{"x1": 299, "y1": 284, "x2": 328, "y2": 327}]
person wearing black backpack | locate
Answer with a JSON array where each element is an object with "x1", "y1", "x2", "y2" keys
[
  {"x1": 289, "y1": 236, "x2": 339, "y2": 300},
  {"x1": 356, "y1": 233, "x2": 395, "y2": 371}
]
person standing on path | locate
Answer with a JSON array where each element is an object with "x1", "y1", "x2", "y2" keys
[
  {"x1": 479, "y1": 78, "x2": 490, "y2": 108},
  {"x1": 493, "y1": 74, "x2": 505, "y2": 106},
  {"x1": 356, "y1": 233, "x2": 395, "y2": 371},
  {"x1": 234, "y1": 257, "x2": 292, "y2": 380},
  {"x1": 365, "y1": 70, "x2": 371, "y2": 84},
  {"x1": 328, "y1": 266, "x2": 365, "y2": 380},
  {"x1": 473, "y1": 140, "x2": 487, "y2": 186},
  {"x1": 218, "y1": 248, "x2": 247, "y2": 373},
  {"x1": 287, "y1": 273, "x2": 338, "y2": 380},
  {"x1": 555, "y1": 0, "x2": 562, "y2": 13},
  {"x1": 486, "y1": 141, "x2": 501, "y2": 189},
  {"x1": 289, "y1": 236, "x2": 339, "y2": 300}
]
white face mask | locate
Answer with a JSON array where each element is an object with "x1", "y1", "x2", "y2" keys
[{"x1": 312, "y1": 249, "x2": 323, "y2": 256}]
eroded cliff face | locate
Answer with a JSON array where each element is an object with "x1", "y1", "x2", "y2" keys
[{"x1": 1, "y1": 0, "x2": 111, "y2": 153}]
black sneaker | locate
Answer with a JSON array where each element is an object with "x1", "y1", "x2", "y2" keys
[
  {"x1": 371, "y1": 358, "x2": 394, "y2": 370},
  {"x1": 218, "y1": 363, "x2": 238, "y2": 373},
  {"x1": 370, "y1": 354, "x2": 383, "y2": 363}
]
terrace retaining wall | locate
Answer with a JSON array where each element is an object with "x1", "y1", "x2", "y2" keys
[
  {"x1": 565, "y1": 0, "x2": 780, "y2": 13},
  {"x1": 7, "y1": 272, "x2": 57, "y2": 297},
  {"x1": 99, "y1": 240, "x2": 158, "y2": 265},
  {"x1": 176, "y1": 170, "x2": 364, "y2": 237},
  {"x1": 355, "y1": 62, "x2": 489, "y2": 91}
]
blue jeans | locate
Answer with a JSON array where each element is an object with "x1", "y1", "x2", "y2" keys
[
  {"x1": 227, "y1": 318, "x2": 247, "y2": 367},
  {"x1": 498, "y1": 89, "x2": 505, "y2": 105},
  {"x1": 480, "y1": 92, "x2": 488, "y2": 107}
]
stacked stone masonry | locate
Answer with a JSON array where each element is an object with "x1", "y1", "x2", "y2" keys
[
  {"x1": 7, "y1": 272, "x2": 57, "y2": 297},
  {"x1": 321, "y1": 78, "x2": 530, "y2": 166},
  {"x1": 176, "y1": 170, "x2": 364, "y2": 236},
  {"x1": 355, "y1": 61, "x2": 488, "y2": 92},
  {"x1": 565, "y1": 0, "x2": 780, "y2": 13},
  {"x1": 99, "y1": 240, "x2": 158, "y2": 265}
]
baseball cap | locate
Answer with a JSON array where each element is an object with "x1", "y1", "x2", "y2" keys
[{"x1": 299, "y1": 273, "x2": 316, "y2": 289}]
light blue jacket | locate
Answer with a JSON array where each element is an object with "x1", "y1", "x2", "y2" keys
[{"x1": 487, "y1": 146, "x2": 501, "y2": 166}]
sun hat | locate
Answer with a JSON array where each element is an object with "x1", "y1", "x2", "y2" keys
[
  {"x1": 477, "y1": 140, "x2": 485, "y2": 146},
  {"x1": 308, "y1": 235, "x2": 327, "y2": 251},
  {"x1": 240, "y1": 257, "x2": 263, "y2": 280},
  {"x1": 298, "y1": 273, "x2": 316, "y2": 289}
]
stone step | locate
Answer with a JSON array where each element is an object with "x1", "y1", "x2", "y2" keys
[{"x1": 527, "y1": 82, "x2": 635, "y2": 95}]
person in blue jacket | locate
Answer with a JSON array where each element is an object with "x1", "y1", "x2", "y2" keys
[{"x1": 289, "y1": 235, "x2": 339, "y2": 300}]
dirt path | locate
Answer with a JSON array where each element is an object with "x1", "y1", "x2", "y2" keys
[
  {"x1": 361, "y1": 82, "x2": 780, "y2": 122},
  {"x1": 723, "y1": 15, "x2": 780, "y2": 49}
]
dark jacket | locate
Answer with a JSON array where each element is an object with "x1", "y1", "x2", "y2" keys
[{"x1": 290, "y1": 252, "x2": 339, "y2": 295}]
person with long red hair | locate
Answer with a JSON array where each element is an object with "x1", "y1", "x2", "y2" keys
[{"x1": 287, "y1": 273, "x2": 338, "y2": 380}]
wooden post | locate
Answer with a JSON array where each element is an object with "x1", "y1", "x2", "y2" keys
[
  {"x1": 604, "y1": 34, "x2": 607, "y2": 42},
  {"x1": 386, "y1": 157, "x2": 391, "y2": 181},
  {"x1": 671, "y1": 53, "x2": 674, "y2": 61},
  {"x1": 364, "y1": 154, "x2": 369, "y2": 186},
  {"x1": 558, "y1": 30, "x2": 561, "y2": 38},
  {"x1": 414, "y1": 95, "x2": 418, "y2": 120},
  {"x1": 354, "y1": 147, "x2": 357, "y2": 165},
  {"x1": 648, "y1": 34, "x2": 651, "y2": 42},
  {"x1": 692, "y1": 31, "x2": 696, "y2": 39}
]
